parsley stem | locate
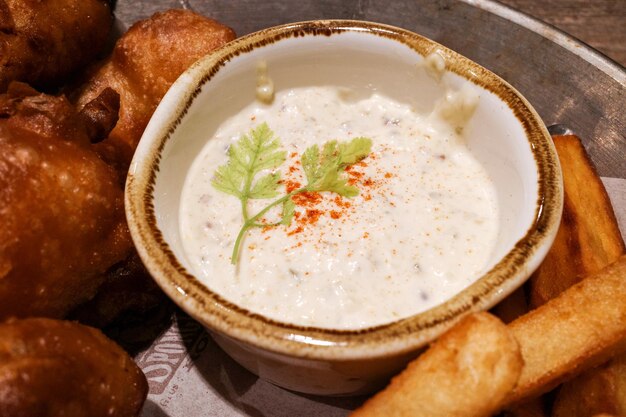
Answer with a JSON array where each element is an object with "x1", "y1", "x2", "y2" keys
[
  {"x1": 230, "y1": 186, "x2": 308, "y2": 264},
  {"x1": 241, "y1": 198, "x2": 249, "y2": 222}
]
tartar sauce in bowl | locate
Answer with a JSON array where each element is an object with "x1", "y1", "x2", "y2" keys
[
  {"x1": 127, "y1": 20, "x2": 562, "y2": 395},
  {"x1": 180, "y1": 85, "x2": 498, "y2": 329}
]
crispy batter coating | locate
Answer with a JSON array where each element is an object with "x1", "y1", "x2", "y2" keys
[
  {"x1": 72, "y1": 9, "x2": 236, "y2": 170},
  {"x1": 0, "y1": 317, "x2": 147, "y2": 417},
  {"x1": 0, "y1": 83, "x2": 132, "y2": 319},
  {"x1": 0, "y1": 0, "x2": 113, "y2": 92}
]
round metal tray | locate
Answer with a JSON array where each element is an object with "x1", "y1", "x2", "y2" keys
[{"x1": 113, "y1": 1, "x2": 625, "y2": 415}]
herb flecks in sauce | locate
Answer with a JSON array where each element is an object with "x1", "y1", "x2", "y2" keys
[{"x1": 211, "y1": 123, "x2": 372, "y2": 264}]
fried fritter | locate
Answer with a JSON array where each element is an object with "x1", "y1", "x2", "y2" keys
[
  {"x1": 69, "y1": 252, "x2": 167, "y2": 328},
  {"x1": 0, "y1": 83, "x2": 132, "y2": 319},
  {"x1": 0, "y1": 0, "x2": 113, "y2": 92},
  {"x1": 72, "y1": 9, "x2": 236, "y2": 171},
  {"x1": 0, "y1": 317, "x2": 147, "y2": 417}
]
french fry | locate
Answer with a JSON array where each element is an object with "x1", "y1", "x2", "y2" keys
[
  {"x1": 498, "y1": 133, "x2": 625, "y2": 416},
  {"x1": 521, "y1": 134, "x2": 626, "y2": 416},
  {"x1": 493, "y1": 133, "x2": 625, "y2": 321},
  {"x1": 351, "y1": 312, "x2": 523, "y2": 417},
  {"x1": 552, "y1": 353, "x2": 626, "y2": 417},
  {"x1": 504, "y1": 254, "x2": 626, "y2": 405},
  {"x1": 529, "y1": 134, "x2": 625, "y2": 308}
]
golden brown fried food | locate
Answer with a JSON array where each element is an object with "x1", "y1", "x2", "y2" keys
[
  {"x1": 525, "y1": 134, "x2": 626, "y2": 417},
  {"x1": 0, "y1": 0, "x2": 113, "y2": 92},
  {"x1": 552, "y1": 354, "x2": 626, "y2": 417},
  {"x1": 529, "y1": 134, "x2": 625, "y2": 308},
  {"x1": 72, "y1": 9, "x2": 236, "y2": 170},
  {"x1": 496, "y1": 133, "x2": 625, "y2": 417},
  {"x1": 505, "y1": 254, "x2": 626, "y2": 405},
  {"x1": 0, "y1": 317, "x2": 147, "y2": 417},
  {"x1": 69, "y1": 252, "x2": 167, "y2": 328},
  {"x1": 0, "y1": 82, "x2": 132, "y2": 319},
  {"x1": 351, "y1": 313, "x2": 523, "y2": 417}
]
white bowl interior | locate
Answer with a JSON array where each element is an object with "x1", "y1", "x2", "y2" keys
[{"x1": 145, "y1": 31, "x2": 539, "y2": 280}]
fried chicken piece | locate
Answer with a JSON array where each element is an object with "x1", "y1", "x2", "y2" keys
[
  {"x1": 72, "y1": 9, "x2": 236, "y2": 171},
  {"x1": 0, "y1": 317, "x2": 147, "y2": 417},
  {"x1": 0, "y1": 0, "x2": 113, "y2": 92},
  {"x1": 0, "y1": 82, "x2": 133, "y2": 319}
]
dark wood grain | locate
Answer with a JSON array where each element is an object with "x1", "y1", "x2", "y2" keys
[{"x1": 498, "y1": 0, "x2": 626, "y2": 66}]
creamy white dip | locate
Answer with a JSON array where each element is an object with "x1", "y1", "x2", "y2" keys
[{"x1": 179, "y1": 86, "x2": 499, "y2": 329}]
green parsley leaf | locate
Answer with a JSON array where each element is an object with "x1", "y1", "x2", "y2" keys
[
  {"x1": 211, "y1": 122, "x2": 286, "y2": 202},
  {"x1": 302, "y1": 137, "x2": 372, "y2": 196},
  {"x1": 339, "y1": 137, "x2": 373, "y2": 165},
  {"x1": 249, "y1": 172, "x2": 282, "y2": 199}
]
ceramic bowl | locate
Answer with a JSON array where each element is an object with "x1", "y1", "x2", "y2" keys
[{"x1": 126, "y1": 20, "x2": 563, "y2": 396}]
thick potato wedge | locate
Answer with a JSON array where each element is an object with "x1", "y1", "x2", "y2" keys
[
  {"x1": 497, "y1": 133, "x2": 625, "y2": 416},
  {"x1": 505, "y1": 254, "x2": 626, "y2": 405},
  {"x1": 352, "y1": 256, "x2": 626, "y2": 416},
  {"x1": 529, "y1": 134, "x2": 625, "y2": 308},
  {"x1": 552, "y1": 353, "x2": 626, "y2": 417},
  {"x1": 351, "y1": 312, "x2": 523, "y2": 417},
  {"x1": 522, "y1": 134, "x2": 626, "y2": 415}
]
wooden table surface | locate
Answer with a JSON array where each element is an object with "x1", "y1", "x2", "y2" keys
[{"x1": 499, "y1": 0, "x2": 626, "y2": 67}]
